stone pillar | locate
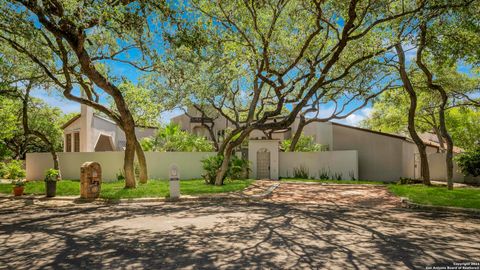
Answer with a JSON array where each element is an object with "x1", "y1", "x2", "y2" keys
[{"x1": 80, "y1": 161, "x2": 102, "y2": 199}]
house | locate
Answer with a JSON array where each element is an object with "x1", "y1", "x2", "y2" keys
[
  {"x1": 171, "y1": 107, "x2": 466, "y2": 182},
  {"x1": 62, "y1": 103, "x2": 156, "y2": 152},
  {"x1": 59, "y1": 105, "x2": 467, "y2": 183}
]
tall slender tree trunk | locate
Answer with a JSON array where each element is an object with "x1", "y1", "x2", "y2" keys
[
  {"x1": 438, "y1": 102, "x2": 454, "y2": 189},
  {"x1": 395, "y1": 44, "x2": 431, "y2": 185},
  {"x1": 432, "y1": 126, "x2": 445, "y2": 152},
  {"x1": 416, "y1": 23, "x2": 454, "y2": 189},
  {"x1": 135, "y1": 139, "x2": 148, "y2": 184}
]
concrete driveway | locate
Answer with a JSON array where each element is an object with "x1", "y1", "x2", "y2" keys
[{"x1": 0, "y1": 198, "x2": 478, "y2": 269}]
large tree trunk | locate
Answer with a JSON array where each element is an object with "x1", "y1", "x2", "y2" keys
[
  {"x1": 214, "y1": 129, "x2": 251, "y2": 185},
  {"x1": 135, "y1": 139, "x2": 148, "y2": 184},
  {"x1": 123, "y1": 128, "x2": 137, "y2": 188},
  {"x1": 215, "y1": 144, "x2": 234, "y2": 186},
  {"x1": 395, "y1": 44, "x2": 431, "y2": 185},
  {"x1": 289, "y1": 116, "x2": 306, "y2": 152}
]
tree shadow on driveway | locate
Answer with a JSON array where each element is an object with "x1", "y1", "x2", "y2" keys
[{"x1": 0, "y1": 200, "x2": 478, "y2": 269}]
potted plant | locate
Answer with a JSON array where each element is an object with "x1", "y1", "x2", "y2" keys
[
  {"x1": 12, "y1": 179, "x2": 26, "y2": 196},
  {"x1": 44, "y1": 169, "x2": 60, "y2": 197}
]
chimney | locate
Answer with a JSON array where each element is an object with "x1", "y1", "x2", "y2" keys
[{"x1": 80, "y1": 90, "x2": 93, "y2": 152}]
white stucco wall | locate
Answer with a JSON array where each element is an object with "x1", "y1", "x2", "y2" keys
[
  {"x1": 279, "y1": 151, "x2": 358, "y2": 180},
  {"x1": 92, "y1": 116, "x2": 117, "y2": 151},
  {"x1": 302, "y1": 122, "x2": 333, "y2": 150},
  {"x1": 26, "y1": 152, "x2": 216, "y2": 181},
  {"x1": 428, "y1": 153, "x2": 465, "y2": 182}
]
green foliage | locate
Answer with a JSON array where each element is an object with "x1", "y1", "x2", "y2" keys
[
  {"x1": 0, "y1": 97, "x2": 17, "y2": 141},
  {"x1": 398, "y1": 177, "x2": 423, "y2": 185},
  {"x1": 333, "y1": 172, "x2": 343, "y2": 181},
  {"x1": 110, "y1": 82, "x2": 163, "y2": 127},
  {"x1": 201, "y1": 155, "x2": 250, "y2": 184},
  {"x1": 201, "y1": 155, "x2": 224, "y2": 184},
  {"x1": 455, "y1": 147, "x2": 480, "y2": 177},
  {"x1": 1, "y1": 160, "x2": 25, "y2": 180},
  {"x1": 293, "y1": 165, "x2": 309, "y2": 179},
  {"x1": 141, "y1": 123, "x2": 214, "y2": 152},
  {"x1": 281, "y1": 135, "x2": 323, "y2": 152},
  {"x1": 44, "y1": 169, "x2": 60, "y2": 182},
  {"x1": 318, "y1": 169, "x2": 330, "y2": 180},
  {"x1": 11, "y1": 179, "x2": 25, "y2": 187},
  {"x1": 0, "y1": 95, "x2": 65, "y2": 159},
  {"x1": 229, "y1": 156, "x2": 250, "y2": 180},
  {"x1": 446, "y1": 108, "x2": 480, "y2": 151}
]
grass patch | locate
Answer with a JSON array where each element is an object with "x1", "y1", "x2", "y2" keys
[
  {"x1": 280, "y1": 178, "x2": 382, "y2": 185},
  {"x1": 388, "y1": 184, "x2": 480, "y2": 209},
  {"x1": 0, "y1": 179, "x2": 254, "y2": 199}
]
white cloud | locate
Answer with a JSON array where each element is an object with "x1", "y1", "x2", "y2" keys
[{"x1": 334, "y1": 107, "x2": 373, "y2": 127}]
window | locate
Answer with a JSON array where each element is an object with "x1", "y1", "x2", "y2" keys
[
  {"x1": 217, "y1": 129, "x2": 225, "y2": 140},
  {"x1": 66, "y1": 134, "x2": 72, "y2": 152},
  {"x1": 74, "y1": 132, "x2": 80, "y2": 152}
]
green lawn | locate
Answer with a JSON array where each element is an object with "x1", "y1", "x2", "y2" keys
[
  {"x1": 280, "y1": 178, "x2": 383, "y2": 185},
  {"x1": 0, "y1": 179, "x2": 254, "y2": 200},
  {"x1": 388, "y1": 184, "x2": 480, "y2": 209}
]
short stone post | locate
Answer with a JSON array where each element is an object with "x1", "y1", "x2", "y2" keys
[
  {"x1": 80, "y1": 161, "x2": 102, "y2": 199},
  {"x1": 169, "y1": 164, "x2": 180, "y2": 200}
]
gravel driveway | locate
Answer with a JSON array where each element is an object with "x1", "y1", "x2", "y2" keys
[{"x1": 0, "y1": 197, "x2": 478, "y2": 269}]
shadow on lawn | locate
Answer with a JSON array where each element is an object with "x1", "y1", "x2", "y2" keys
[{"x1": 0, "y1": 200, "x2": 478, "y2": 269}]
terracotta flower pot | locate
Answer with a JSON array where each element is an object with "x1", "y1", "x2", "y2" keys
[{"x1": 13, "y1": 186, "x2": 24, "y2": 196}]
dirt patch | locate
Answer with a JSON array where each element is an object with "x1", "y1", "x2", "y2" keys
[{"x1": 267, "y1": 182, "x2": 401, "y2": 208}]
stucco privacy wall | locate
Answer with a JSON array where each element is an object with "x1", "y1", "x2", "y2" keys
[
  {"x1": 428, "y1": 153, "x2": 465, "y2": 182},
  {"x1": 279, "y1": 151, "x2": 358, "y2": 179},
  {"x1": 26, "y1": 152, "x2": 216, "y2": 181}
]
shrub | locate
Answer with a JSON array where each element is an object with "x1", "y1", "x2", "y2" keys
[
  {"x1": 455, "y1": 147, "x2": 480, "y2": 177},
  {"x1": 116, "y1": 170, "x2": 125, "y2": 181},
  {"x1": 201, "y1": 155, "x2": 250, "y2": 184},
  {"x1": 333, "y1": 172, "x2": 343, "y2": 180},
  {"x1": 0, "y1": 162, "x2": 6, "y2": 178},
  {"x1": 293, "y1": 165, "x2": 309, "y2": 179},
  {"x1": 1, "y1": 160, "x2": 25, "y2": 180},
  {"x1": 44, "y1": 168, "x2": 60, "y2": 181},
  {"x1": 318, "y1": 168, "x2": 330, "y2": 180},
  {"x1": 348, "y1": 171, "x2": 356, "y2": 181},
  {"x1": 397, "y1": 177, "x2": 423, "y2": 185},
  {"x1": 143, "y1": 123, "x2": 215, "y2": 152},
  {"x1": 12, "y1": 179, "x2": 26, "y2": 187},
  {"x1": 229, "y1": 156, "x2": 250, "y2": 180}
]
